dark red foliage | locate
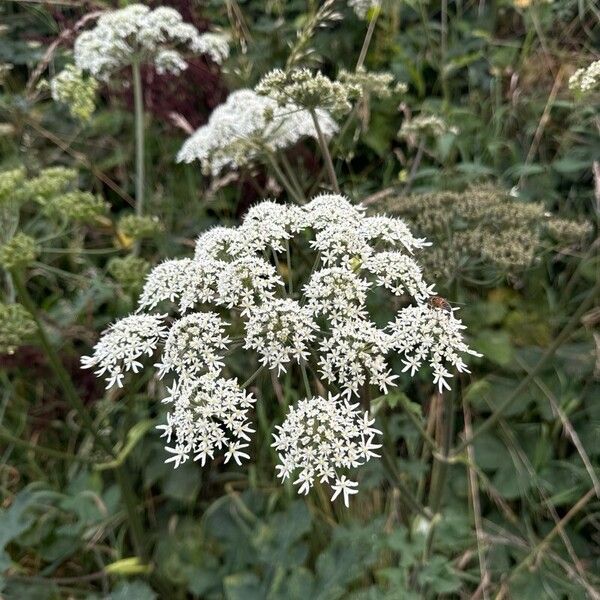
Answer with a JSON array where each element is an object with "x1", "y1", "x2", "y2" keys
[{"x1": 114, "y1": 0, "x2": 229, "y2": 129}]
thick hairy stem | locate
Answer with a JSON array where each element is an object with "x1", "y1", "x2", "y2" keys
[
  {"x1": 423, "y1": 392, "x2": 454, "y2": 559},
  {"x1": 310, "y1": 109, "x2": 340, "y2": 193},
  {"x1": 132, "y1": 61, "x2": 145, "y2": 219}
]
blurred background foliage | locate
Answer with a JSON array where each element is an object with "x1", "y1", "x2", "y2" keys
[{"x1": 0, "y1": 0, "x2": 599, "y2": 598}]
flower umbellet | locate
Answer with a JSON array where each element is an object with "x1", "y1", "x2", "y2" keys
[{"x1": 82, "y1": 194, "x2": 480, "y2": 505}]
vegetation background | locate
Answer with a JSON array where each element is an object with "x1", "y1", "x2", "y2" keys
[{"x1": 0, "y1": 0, "x2": 599, "y2": 598}]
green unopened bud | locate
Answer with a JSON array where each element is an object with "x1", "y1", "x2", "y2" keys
[
  {"x1": 0, "y1": 233, "x2": 38, "y2": 270},
  {"x1": 0, "y1": 167, "x2": 27, "y2": 206},
  {"x1": 44, "y1": 191, "x2": 108, "y2": 223},
  {"x1": 117, "y1": 214, "x2": 164, "y2": 241},
  {"x1": 51, "y1": 64, "x2": 98, "y2": 122},
  {"x1": 0, "y1": 302, "x2": 36, "y2": 354},
  {"x1": 104, "y1": 557, "x2": 153, "y2": 576},
  {"x1": 27, "y1": 167, "x2": 78, "y2": 203},
  {"x1": 108, "y1": 255, "x2": 150, "y2": 293}
]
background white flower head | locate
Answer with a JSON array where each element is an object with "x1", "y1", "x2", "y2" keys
[
  {"x1": 73, "y1": 3, "x2": 229, "y2": 80},
  {"x1": 176, "y1": 89, "x2": 338, "y2": 175}
]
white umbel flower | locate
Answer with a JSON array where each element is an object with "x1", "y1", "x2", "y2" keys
[
  {"x1": 138, "y1": 258, "x2": 191, "y2": 311},
  {"x1": 159, "y1": 373, "x2": 255, "y2": 468},
  {"x1": 84, "y1": 194, "x2": 480, "y2": 506},
  {"x1": 156, "y1": 312, "x2": 230, "y2": 378},
  {"x1": 244, "y1": 298, "x2": 317, "y2": 374},
  {"x1": 364, "y1": 252, "x2": 435, "y2": 302},
  {"x1": 304, "y1": 267, "x2": 370, "y2": 324},
  {"x1": 304, "y1": 193, "x2": 365, "y2": 230},
  {"x1": 194, "y1": 226, "x2": 244, "y2": 262},
  {"x1": 81, "y1": 313, "x2": 167, "y2": 388},
  {"x1": 73, "y1": 4, "x2": 228, "y2": 81},
  {"x1": 176, "y1": 89, "x2": 337, "y2": 175},
  {"x1": 272, "y1": 393, "x2": 381, "y2": 503},
  {"x1": 359, "y1": 215, "x2": 431, "y2": 254},
  {"x1": 217, "y1": 255, "x2": 283, "y2": 314},
  {"x1": 319, "y1": 319, "x2": 397, "y2": 397},
  {"x1": 348, "y1": 0, "x2": 380, "y2": 19},
  {"x1": 388, "y1": 304, "x2": 482, "y2": 393},
  {"x1": 240, "y1": 201, "x2": 306, "y2": 254}
]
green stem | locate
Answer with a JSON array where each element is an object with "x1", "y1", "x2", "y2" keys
[
  {"x1": 382, "y1": 449, "x2": 433, "y2": 520},
  {"x1": 453, "y1": 277, "x2": 600, "y2": 455},
  {"x1": 242, "y1": 365, "x2": 265, "y2": 388},
  {"x1": 266, "y1": 154, "x2": 305, "y2": 204},
  {"x1": 0, "y1": 427, "x2": 95, "y2": 463},
  {"x1": 300, "y1": 361, "x2": 312, "y2": 398},
  {"x1": 310, "y1": 109, "x2": 340, "y2": 193},
  {"x1": 280, "y1": 153, "x2": 306, "y2": 203},
  {"x1": 12, "y1": 270, "x2": 112, "y2": 455},
  {"x1": 132, "y1": 61, "x2": 145, "y2": 220},
  {"x1": 286, "y1": 239, "x2": 293, "y2": 295},
  {"x1": 115, "y1": 466, "x2": 147, "y2": 560},
  {"x1": 356, "y1": 3, "x2": 380, "y2": 70},
  {"x1": 423, "y1": 393, "x2": 454, "y2": 559}
]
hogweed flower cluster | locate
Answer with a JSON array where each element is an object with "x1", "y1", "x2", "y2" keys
[
  {"x1": 256, "y1": 68, "x2": 361, "y2": 116},
  {"x1": 379, "y1": 185, "x2": 593, "y2": 280},
  {"x1": 569, "y1": 59, "x2": 600, "y2": 94},
  {"x1": 50, "y1": 65, "x2": 98, "y2": 121},
  {"x1": 73, "y1": 3, "x2": 229, "y2": 81},
  {"x1": 0, "y1": 302, "x2": 36, "y2": 355},
  {"x1": 83, "y1": 194, "x2": 480, "y2": 504},
  {"x1": 399, "y1": 114, "x2": 459, "y2": 142},
  {"x1": 176, "y1": 89, "x2": 337, "y2": 175}
]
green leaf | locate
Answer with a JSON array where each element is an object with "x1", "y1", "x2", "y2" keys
[
  {"x1": 472, "y1": 330, "x2": 514, "y2": 367},
  {"x1": 109, "y1": 580, "x2": 157, "y2": 600}
]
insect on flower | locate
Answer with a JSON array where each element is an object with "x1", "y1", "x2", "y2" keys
[{"x1": 428, "y1": 295, "x2": 453, "y2": 313}]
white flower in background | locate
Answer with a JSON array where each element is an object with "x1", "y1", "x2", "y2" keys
[
  {"x1": 73, "y1": 4, "x2": 228, "y2": 81},
  {"x1": 244, "y1": 298, "x2": 317, "y2": 374},
  {"x1": 388, "y1": 304, "x2": 482, "y2": 393},
  {"x1": 81, "y1": 313, "x2": 167, "y2": 388},
  {"x1": 159, "y1": 373, "x2": 255, "y2": 467},
  {"x1": 348, "y1": 0, "x2": 380, "y2": 19},
  {"x1": 569, "y1": 59, "x2": 600, "y2": 94},
  {"x1": 319, "y1": 319, "x2": 397, "y2": 397},
  {"x1": 84, "y1": 193, "x2": 480, "y2": 505},
  {"x1": 176, "y1": 89, "x2": 337, "y2": 175},
  {"x1": 272, "y1": 393, "x2": 381, "y2": 502},
  {"x1": 399, "y1": 114, "x2": 459, "y2": 141}
]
